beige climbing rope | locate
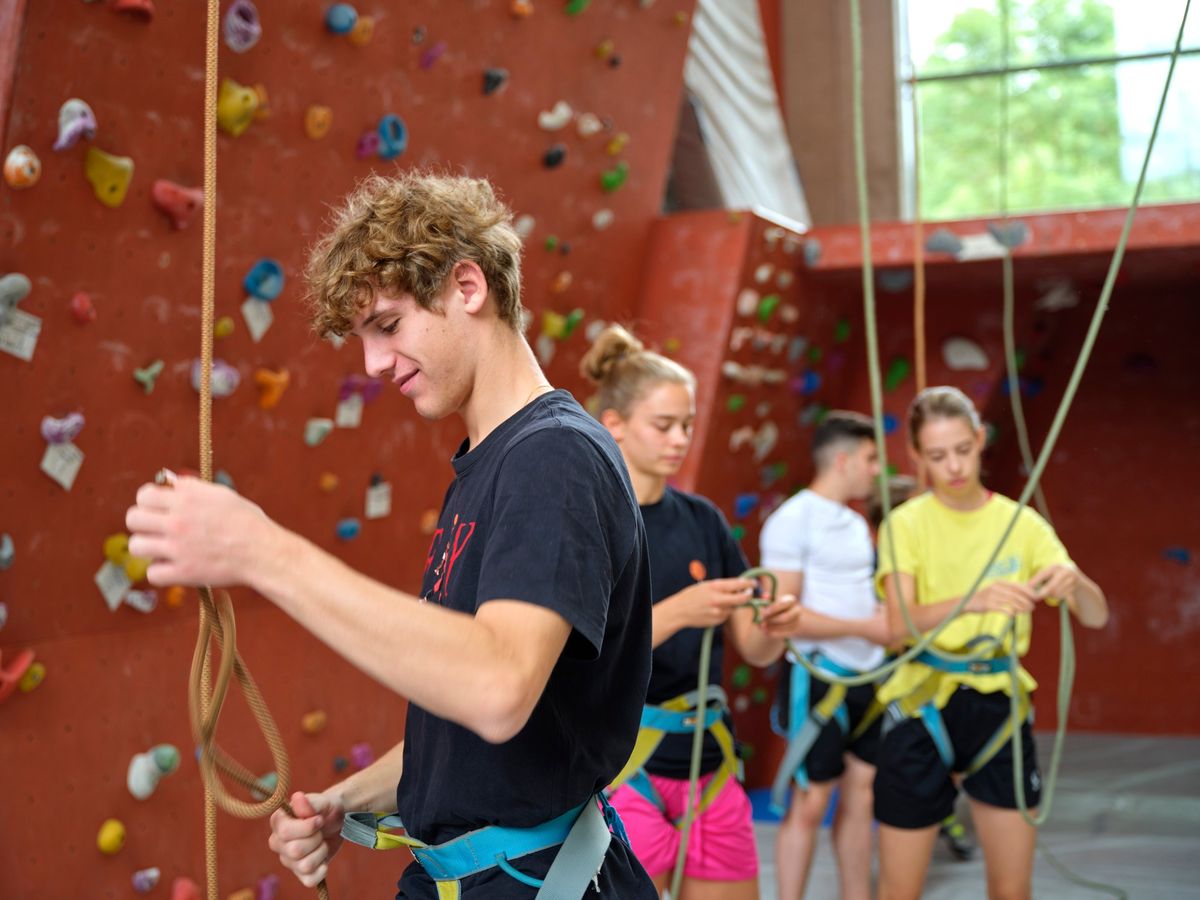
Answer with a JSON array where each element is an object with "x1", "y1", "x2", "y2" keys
[{"x1": 191, "y1": 1, "x2": 328, "y2": 897}]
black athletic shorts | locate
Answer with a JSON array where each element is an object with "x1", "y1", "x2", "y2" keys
[
  {"x1": 873, "y1": 685, "x2": 1041, "y2": 829},
  {"x1": 774, "y1": 660, "x2": 882, "y2": 783}
]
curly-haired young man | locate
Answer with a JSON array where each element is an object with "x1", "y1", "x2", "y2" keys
[{"x1": 126, "y1": 172, "x2": 657, "y2": 898}]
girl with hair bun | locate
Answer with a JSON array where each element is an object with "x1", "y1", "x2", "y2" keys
[{"x1": 582, "y1": 325, "x2": 802, "y2": 899}]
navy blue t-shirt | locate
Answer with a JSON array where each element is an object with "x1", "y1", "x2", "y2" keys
[
  {"x1": 395, "y1": 390, "x2": 656, "y2": 899},
  {"x1": 639, "y1": 487, "x2": 749, "y2": 779}
]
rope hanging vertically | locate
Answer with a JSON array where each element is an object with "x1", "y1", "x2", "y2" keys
[{"x1": 192, "y1": 1, "x2": 328, "y2": 897}]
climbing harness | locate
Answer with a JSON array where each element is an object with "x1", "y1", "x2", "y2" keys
[
  {"x1": 609, "y1": 684, "x2": 742, "y2": 825},
  {"x1": 768, "y1": 652, "x2": 883, "y2": 814},
  {"x1": 340, "y1": 793, "x2": 623, "y2": 900}
]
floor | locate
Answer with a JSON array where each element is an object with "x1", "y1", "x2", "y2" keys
[{"x1": 751, "y1": 733, "x2": 1200, "y2": 899}]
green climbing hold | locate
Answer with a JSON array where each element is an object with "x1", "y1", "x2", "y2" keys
[
  {"x1": 732, "y1": 664, "x2": 752, "y2": 689},
  {"x1": 985, "y1": 421, "x2": 999, "y2": 447},
  {"x1": 544, "y1": 235, "x2": 559, "y2": 251},
  {"x1": 751, "y1": 687, "x2": 769, "y2": 705},
  {"x1": 600, "y1": 161, "x2": 629, "y2": 193},
  {"x1": 740, "y1": 743, "x2": 755, "y2": 760},
  {"x1": 727, "y1": 394, "x2": 746, "y2": 413},
  {"x1": 807, "y1": 345, "x2": 823, "y2": 363},
  {"x1": 884, "y1": 357, "x2": 911, "y2": 392},
  {"x1": 886, "y1": 463, "x2": 899, "y2": 477},
  {"x1": 757, "y1": 294, "x2": 781, "y2": 322},
  {"x1": 834, "y1": 318, "x2": 851, "y2": 343},
  {"x1": 564, "y1": 0, "x2": 591, "y2": 14},
  {"x1": 564, "y1": 308, "x2": 585, "y2": 337},
  {"x1": 1015, "y1": 348, "x2": 1028, "y2": 370},
  {"x1": 731, "y1": 524, "x2": 746, "y2": 541}
]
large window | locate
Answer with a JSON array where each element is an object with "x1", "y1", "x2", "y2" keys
[{"x1": 899, "y1": 0, "x2": 1200, "y2": 221}]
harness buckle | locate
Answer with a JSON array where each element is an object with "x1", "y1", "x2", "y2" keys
[{"x1": 968, "y1": 660, "x2": 994, "y2": 675}]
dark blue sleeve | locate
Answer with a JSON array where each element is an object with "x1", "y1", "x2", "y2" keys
[{"x1": 474, "y1": 426, "x2": 634, "y2": 659}]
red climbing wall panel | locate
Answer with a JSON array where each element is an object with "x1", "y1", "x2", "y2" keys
[{"x1": 0, "y1": 1, "x2": 697, "y2": 896}]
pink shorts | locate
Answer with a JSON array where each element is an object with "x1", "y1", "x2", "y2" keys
[{"x1": 609, "y1": 772, "x2": 759, "y2": 882}]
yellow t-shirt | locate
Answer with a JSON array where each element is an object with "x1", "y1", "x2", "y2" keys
[{"x1": 875, "y1": 491, "x2": 1072, "y2": 707}]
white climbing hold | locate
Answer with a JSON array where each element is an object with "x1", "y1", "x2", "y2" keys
[{"x1": 942, "y1": 337, "x2": 989, "y2": 371}]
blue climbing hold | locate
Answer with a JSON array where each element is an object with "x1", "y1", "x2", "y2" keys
[
  {"x1": 734, "y1": 493, "x2": 759, "y2": 520},
  {"x1": 336, "y1": 518, "x2": 362, "y2": 541},
  {"x1": 1163, "y1": 546, "x2": 1191, "y2": 565},
  {"x1": 791, "y1": 370, "x2": 821, "y2": 397},
  {"x1": 377, "y1": 114, "x2": 408, "y2": 161},
  {"x1": 926, "y1": 228, "x2": 963, "y2": 255},
  {"x1": 325, "y1": 3, "x2": 357, "y2": 34},
  {"x1": 243, "y1": 258, "x2": 284, "y2": 301},
  {"x1": 883, "y1": 413, "x2": 898, "y2": 435}
]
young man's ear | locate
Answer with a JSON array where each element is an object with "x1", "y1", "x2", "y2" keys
[{"x1": 453, "y1": 260, "x2": 489, "y2": 316}]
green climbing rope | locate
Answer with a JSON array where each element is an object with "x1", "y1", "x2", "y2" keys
[{"x1": 668, "y1": 623, "x2": 715, "y2": 900}]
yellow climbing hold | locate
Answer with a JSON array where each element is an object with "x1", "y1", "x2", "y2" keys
[
  {"x1": 18, "y1": 661, "x2": 45, "y2": 692},
  {"x1": 97, "y1": 818, "x2": 126, "y2": 855},
  {"x1": 84, "y1": 148, "x2": 134, "y2": 208},
  {"x1": 124, "y1": 554, "x2": 152, "y2": 584},
  {"x1": 104, "y1": 533, "x2": 130, "y2": 564},
  {"x1": 215, "y1": 315, "x2": 235, "y2": 338},
  {"x1": 217, "y1": 78, "x2": 259, "y2": 137}
]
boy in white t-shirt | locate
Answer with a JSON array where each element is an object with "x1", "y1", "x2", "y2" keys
[{"x1": 760, "y1": 411, "x2": 890, "y2": 900}]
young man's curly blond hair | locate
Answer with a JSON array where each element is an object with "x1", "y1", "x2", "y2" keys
[{"x1": 306, "y1": 171, "x2": 525, "y2": 337}]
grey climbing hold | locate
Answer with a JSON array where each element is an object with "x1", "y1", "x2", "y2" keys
[
  {"x1": 803, "y1": 239, "x2": 822, "y2": 268},
  {"x1": 987, "y1": 220, "x2": 1030, "y2": 249},
  {"x1": 0, "y1": 273, "x2": 33, "y2": 326},
  {"x1": 926, "y1": 228, "x2": 963, "y2": 255},
  {"x1": 878, "y1": 268, "x2": 914, "y2": 293}
]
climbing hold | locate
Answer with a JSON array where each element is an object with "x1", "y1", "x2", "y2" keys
[
  {"x1": 215, "y1": 469, "x2": 235, "y2": 490},
  {"x1": 883, "y1": 413, "x2": 898, "y2": 435},
  {"x1": 594, "y1": 38, "x2": 615, "y2": 59},
  {"x1": 790, "y1": 370, "x2": 821, "y2": 397},
  {"x1": 103, "y1": 533, "x2": 130, "y2": 565},
  {"x1": 336, "y1": 518, "x2": 361, "y2": 541},
  {"x1": 124, "y1": 554, "x2": 151, "y2": 584},
  {"x1": 576, "y1": 112, "x2": 603, "y2": 138},
  {"x1": 834, "y1": 318, "x2": 851, "y2": 343},
  {"x1": 878, "y1": 269, "x2": 913, "y2": 293},
  {"x1": 751, "y1": 687, "x2": 768, "y2": 705},
  {"x1": 216, "y1": 78, "x2": 259, "y2": 136},
  {"x1": 420, "y1": 40, "x2": 448, "y2": 69},
  {"x1": 191, "y1": 359, "x2": 240, "y2": 397},
  {"x1": 600, "y1": 161, "x2": 629, "y2": 193},
  {"x1": 244, "y1": 258, "x2": 285, "y2": 300},
  {"x1": 1163, "y1": 546, "x2": 1191, "y2": 565},
  {"x1": 348, "y1": 15, "x2": 375, "y2": 45},
  {"x1": 250, "y1": 771, "x2": 278, "y2": 801},
  {"x1": 987, "y1": 220, "x2": 1029, "y2": 249},
  {"x1": 332, "y1": 756, "x2": 349, "y2": 773},
  {"x1": 799, "y1": 403, "x2": 828, "y2": 426},
  {"x1": 727, "y1": 394, "x2": 746, "y2": 413},
  {"x1": 301, "y1": 710, "x2": 328, "y2": 734},
  {"x1": 165, "y1": 585, "x2": 186, "y2": 608},
  {"x1": 731, "y1": 664, "x2": 752, "y2": 689},
  {"x1": 18, "y1": 661, "x2": 44, "y2": 692},
  {"x1": 214, "y1": 315, "x2": 235, "y2": 338},
  {"x1": 411, "y1": 24, "x2": 427, "y2": 43},
  {"x1": 365, "y1": 479, "x2": 392, "y2": 520},
  {"x1": 83, "y1": 147, "x2": 133, "y2": 207},
  {"x1": 318, "y1": 472, "x2": 339, "y2": 492},
  {"x1": 0, "y1": 272, "x2": 31, "y2": 327},
  {"x1": 483, "y1": 67, "x2": 509, "y2": 95},
  {"x1": 355, "y1": 129, "x2": 381, "y2": 160},
  {"x1": 605, "y1": 132, "x2": 629, "y2": 156},
  {"x1": 688, "y1": 560, "x2": 707, "y2": 581},
  {"x1": 734, "y1": 493, "x2": 759, "y2": 519},
  {"x1": 253, "y1": 368, "x2": 289, "y2": 410},
  {"x1": 565, "y1": 0, "x2": 591, "y2": 14},
  {"x1": 884, "y1": 357, "x2": 911, "y2": 392},
  {"x1": 592, "y1": 208, "x2": 614, "y2": 230},
  {"x1": 543, "y1": 235, "x2": 559, "y2": 252},
  {"x1": 510, "y1": 0, "x2": 534, "y2": 16},
  {"x1": 757, "y1": 294, "x2": 781, "y2": 323},
  {"x1": 754, "y1": 263, "x2": 774, "y2": 284},
  {"x1": 171, "y1": 877, "x2": 202, "y2": 900},
  {"x1": 128, "y1": 744, "x2": 181, "y2": 800},
  {"x1": 69, "y1": 291, "x2": 96, "y2": 324},
  {"x1": 112, "y1": 0, "x2": 154, "y2": 17},
  {"x1": 730, "y1": 524, "x2": 746, "y2": 541},
  {"x1": 0, "y1": 533, "x2": 12, "y2": 570},
  {"x1": 305, "y1": 106, "x2": 333, "y2": 140},
  {"x1": 97, "y1": 818, "x2": 126, "y2": 855},
  {"x1": 53, "y1": 99, "x2": 97, "y2": 151},
  {"x1": 673, "y1": 10, "x2": 689, "y2": 24},
  {"x1": 942, "y1": 336, "x2": 989, "y2": 371},
  {"x1": 377, "y1": 114, "x2": 408, "y2": 160},
  {"x1": 223, "y1": 0, "x2": 261, "y2": 52},
  {"x1": 542, "y1": 143, "x2": 567, "y2": 168},
  {"x1": 514, "y1": 214, "x2": 536, "y2": 238},
  {"x1": 132, "y1": 868, "x2": 161, "y2": 893},
  {"x1": 803, "y1": 239, "x2": 822, "y2": 267},
  {"x1": 350, "y1": 742, "x2": 375, "y2": 770},
  {"x1": 228, "y1": 890, "x2": 255, "y2": 900},
  {"x1": 324, "y1": 3, "x2": 357, "y2": 34},
  {"x1": 538, "y1": 101, "x2": 573, "y2": 131},
  {"x1": 3, "y1": 145, "x2": 40, "y2": 189},
  {"x1": 152, "y1": 179, "x2": 204, "y2": 229},
  {"x1": 760, "y1": 461, "x2": 788, "y2": 488},
  {"x1": 0, "y1": 648, "x2": 34, "y2": 702},
  {"x1": 133, "y1": 360, "x2": 165, "y2": 394},
  {"x1": 925, "y1": 228, "x2": 963, "y2": 255},
  {"x1": 735, "y1": 288, "x2": 758, "y2": 317},
  {"x1": 550, "y1": 271, "x2": 573, "y2": 294},
  {"x1": 305, "y1": 418, "x2": 335, "y2": 447},
  {"x1": 41, "y1": 412, "x2": 85, "y2": 445},
  {"x1": 256, "y1": 874, "x2": 280, "y2": 900}
]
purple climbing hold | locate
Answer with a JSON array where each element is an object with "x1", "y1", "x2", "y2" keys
[
  {"x1": 355, "y1": 129, "x2": 381, "y2": 160},
  {"x1": 350, "y1": 741, "x2": 375, "y2": 770},
  {"x1": 40, "y1": 412, "x2": 85, "y2": 445},
  {"x1": 52, "y1": 99, "x2": 97, "y2": 152},
  {"x1": 420, "y1": 40, "x2": 447, "y2": 70},
  {"x1": 223, "y1": 0, "x2": 262, "y2": 53}
]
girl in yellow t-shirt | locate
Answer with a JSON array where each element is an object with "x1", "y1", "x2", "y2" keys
[{"x1": 873, "y1": 386, "x2": 1108, "y2": 900}]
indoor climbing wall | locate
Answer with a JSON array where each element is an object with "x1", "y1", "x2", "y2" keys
[{"x1": 0, "y1": 1, "x2": 698, "y2": 896}]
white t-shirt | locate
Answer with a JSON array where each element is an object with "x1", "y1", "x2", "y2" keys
[{"x1": 759, "y1": 489, "x2": 885, "y2": 672}]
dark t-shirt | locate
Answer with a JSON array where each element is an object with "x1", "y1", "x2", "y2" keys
[
  {"x1": 395, "y1": 390, "x2": 656, "y2": 899},
  {"x1": 639, "y1": 487, "x2": 749, "y2": 779}
]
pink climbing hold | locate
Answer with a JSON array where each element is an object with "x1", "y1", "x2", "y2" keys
[{"x1": 152, "y1": 180, "x2": 205, "y2": 229}]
